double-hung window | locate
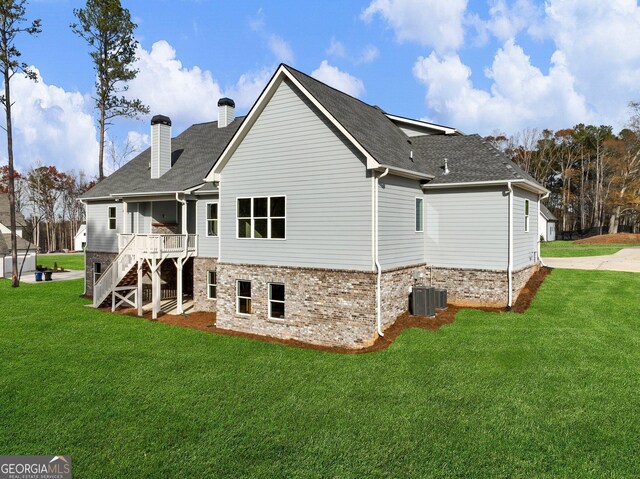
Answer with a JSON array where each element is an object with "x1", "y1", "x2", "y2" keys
[
  {"x1": 237, "y1": 280, "x2": 252, "y2": 315},
  {"x1": 415, "y1": 197, "x2": 424, "y2": 232},
  {"x1": 524, "y1": 199, "x2": 530, "y2": 232},
  {"x1": 237, "y1": 196, "x2": 286, "y2": 239},
  {"x1": 268, "y1": 283, "x2": 285, "y2": 320},
  {"x1": 108, "y1": 206, "x2": 116, "y2": 230},
  {"x1": 206, "y1": 203, "x2": 218, "y2": 237},
  {"x1": 207, "y1": 271, "x2": 217, "y2": 299}
]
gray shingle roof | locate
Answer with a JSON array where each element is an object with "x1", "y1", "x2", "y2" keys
[
  {"x1": 0, "y1": 193, "x2": 27, "y2": 227},
  {"x1": 0, "y1": 233, "x2": 32, "y2": 254},
  {"x1": 411, "y1": 134, "x2": 542, "y2": 186},
  {"x1": 540, "y1": 203, "x2": 557, "y2": 221},
  {"x1": 82, "y1": 118, "x2": 244, "y2": 199},
  {"x1": 284, "y1": 65, "x2": 423, "y2": 175}
]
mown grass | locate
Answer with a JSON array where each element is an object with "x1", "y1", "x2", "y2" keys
[
  {"x1": 541, "y1": 240, "x2": 640, "y2": 257},
  {"x1": 36, "y1": 253, "x2": 84, "y2": 271},
  {"x1": 1, "y1": 271, "x2": 639, "y2": 478}
]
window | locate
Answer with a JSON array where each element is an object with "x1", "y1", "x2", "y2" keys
[
  {"x1": 108, "y1": 207, "x2": 116, "y2": 230},
  {"x1": 207, "y1": 271, "x2": 217, "y2": 299},
  {"x1": 206, "y1": 203, "x2": 218, "y2": 237},
  {"x1": 93, "y1": 262, "x2": 102, "y2": 284},
  {"x1": 237, "y1": 196, "x2": 286, "y2": 239},
  {"x1": 237, "y1": 280, "x2": 252, "y2": 315},
  {"x1": 415, "y1": 197, "x2": 424, "y2": 232},
  {"x1": 269, "y1": 283, "x2": 285, "y2": 320},
  {"x1": 524, "y1": 199, "x2": 530, "y2": 232}
]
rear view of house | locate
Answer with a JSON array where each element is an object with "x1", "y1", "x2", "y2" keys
[{"x1": 81, "y1": 64, "x2": 547, "y2": 348}]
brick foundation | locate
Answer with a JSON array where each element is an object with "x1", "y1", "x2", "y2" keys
[
  {"x1": 425, "y1": 263, "x2": 539, "y2": 307},
  {"x1": 380, "y1": 264, "x2": 427, "y2": 328},
  {"x1": 193, "y1": 257, "x2": 218, "y2": 312},
  {"x1": 84, "y1": 251, "x2": 118, "y2": 297},
  {"x1": 215, "y1": 263, "x2": 378, "y2": 349}
]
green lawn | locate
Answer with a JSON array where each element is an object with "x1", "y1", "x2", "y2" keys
[
  {"x1": 1, "y1": 271, "x2": 639, "y2": 478},
  {"x1": 541, "y1": 240, "x2": 640, "y2": 257},
  {"x1": 36, "y1": 253, "x2": 85, "y2": 271}
]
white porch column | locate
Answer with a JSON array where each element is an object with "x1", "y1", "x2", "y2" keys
[
  {"x1": 181, "y1": 198, "x2": 188, "y2": 234},
  {"x1": 151, "y1": 258, "x2": 160, "y2": 320},
  {"x1": 122, "y1": 201, "x2": 129, "y2": 234},
  {"x1": 175, "y1": 258, "x2": 183, "y2": 315},
  {"x1": 137, "y1": 258, "x2": 144, "y2": 317}
]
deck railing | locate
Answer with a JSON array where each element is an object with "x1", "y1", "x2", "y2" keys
[{"x1": 117, "y1": 234, "x2": 197, "y2": 257}]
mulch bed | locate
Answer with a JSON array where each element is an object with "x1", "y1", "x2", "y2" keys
[
  {"x1": 106, "y1": 267, "x2": 552, "y2": 354},
  {"x1": 574, "y1": 233, "x2": 640, "y2": 244}
]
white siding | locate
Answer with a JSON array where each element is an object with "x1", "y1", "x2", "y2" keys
[
  {"x1": 86, "y1": 201, "x2": 121, "y2": 252},
  {"x1": 196, "y1": 195, "x2": 219, "y2": 258},
  {"x1": 425, "y1": 187, "x2": 508, "y2": 269},
  {"x1": 220, "y1": 79, "x2": 373, "y2": 270},
  {"x1": 513, "y1": 187, "x2": 540, "y2": 268},
  {"x1": 378, "y1": 175, "x2": 424, "y2": 269},
  {"x1": 2, "y1": 252, "x2": 36, "y2": 278}
]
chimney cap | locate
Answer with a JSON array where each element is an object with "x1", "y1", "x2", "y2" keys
[
  {"x1": 151, "y1": 115, "x2": 171, "y2": 126},
  {"x1": 218, "y1": 97, "x2": 235, "y2": 108}
]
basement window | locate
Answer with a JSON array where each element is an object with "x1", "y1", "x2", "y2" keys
[
  {"x1": 207, "y1": 271, "x2": 217, "y2": 299},
  {"x1": 108, "y1": 207, "x2": 116, "y2": 230},
  {"x1": 93, "y1": 262, "x2": 102, "y2": 284},
  {"x1": 524, "y1": 199, "x2": 530, "y2": 232},
  {"x1": 268, "y1": 283, "x2": 285, "y2": 320},
  {"x1": 237, "y1": 280, "x2": 252, "y2": 315}
]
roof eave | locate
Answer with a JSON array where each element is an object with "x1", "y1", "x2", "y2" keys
[{"x1": 423, "y1": 179, "x2": 548, "y2": 195}]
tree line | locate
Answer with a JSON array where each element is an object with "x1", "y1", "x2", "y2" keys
[
  {"x1": 486, "y1": 103, "x2": 640, "y2": 237},
  {"x1": 1, "y1": 164, "x2": 94, "y2": 252}
]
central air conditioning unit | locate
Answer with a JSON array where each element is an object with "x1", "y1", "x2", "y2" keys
[
  {"x1": 435, "y1": 288, "x2": 448, "y2": 310},
  {"x1": 411, "y1": 286, "x2": 436, "y2": 317}
]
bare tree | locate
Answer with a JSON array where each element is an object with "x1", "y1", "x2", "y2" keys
[{"x1": 0, "y1": 0, "x2": 40, "y2": 287}]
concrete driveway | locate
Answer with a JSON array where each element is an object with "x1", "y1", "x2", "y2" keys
[{"x1": 543, "y1": 247, "x2": 640, "y2": 273}]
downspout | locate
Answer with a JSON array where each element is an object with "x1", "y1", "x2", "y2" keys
[
  {"x1": 375, "y1": 168, "x2": 389, "y2": 336},
  {"x1": 507, "y1": 181, "x2": 513, "y2": 309}
]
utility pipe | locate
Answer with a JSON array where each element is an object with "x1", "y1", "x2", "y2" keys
[
  {"x1": 507, "y1": 181, "x2": 513, "y2": 308},
  {"x1": 374, "y1": 168, "x2": 389, "y2": 336}
]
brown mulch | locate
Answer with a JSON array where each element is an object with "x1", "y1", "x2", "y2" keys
[
  {"x1": 104, "y1": 267, "x2": 552, "y2": 354},
  {"x1": 574, "y1": 233, "x2": 640, "y2": 245}
]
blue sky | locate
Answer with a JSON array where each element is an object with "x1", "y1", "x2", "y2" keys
[{"x1": 4, "y1": 0, "x2": 640, "y2": 176}]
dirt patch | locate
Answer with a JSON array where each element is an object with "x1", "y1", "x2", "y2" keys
[
  {"x1": 104, "y1": 267, "x2": 551, "y2": 354},
  {"x1": 574, "y1": 233, "x2": 640, "y2": 245}
]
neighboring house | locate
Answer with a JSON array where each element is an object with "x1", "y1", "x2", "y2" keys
[
  {"x1": 74, "y1": 224, "x2": 87, "y2": 251},
  {"x1": 81, "y1": 64, "x2": 548, "y2": 349},
  {"x1": 539, "y1": 204, "x2": 557, "y2": 241},
  {"x1": 0, "y1": 193, "x2": 36, "y2": 278}
]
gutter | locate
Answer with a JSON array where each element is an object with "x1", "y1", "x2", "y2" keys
[
  {"x1": 507, "y1": 181, "x2": 513, "y2": 309},
  {"x1": 374, "y1": 168, "x2": 389, "y2": 337},
  {"x1": 423, "y1": 179, "x2": 548, "y2": 196}
]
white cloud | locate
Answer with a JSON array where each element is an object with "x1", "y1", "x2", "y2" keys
[
  {"x1": 311, "y1": 61, "x2": 365, "y2": 98},
  {"x1": 224, "y1": 68, "x2": 273, "y2": 110},
  {"x1": 361, "y1": 0, "x2": 467, "y2": 53},
  {"x1": 542, "y1": 0, "x2": 640, "y2": 124},
  {"x1": 126, "y1": 40, "x2": 224, "y2": 126},
  {"x1": 413, "y1": 40, "x2": 592, "y2": 133},
  {"x1": 1, "y1": 68, "x2": 99, "y2": 175},
  {"x1": 358, "y1": 45, "x2": 380, "y2": 64},
  {"x1": 326, "y1": 37, "x2": 346, "y2": 58},
  {"x1": 474, "y1": 0, "x2": 540, "y2": 43},
  {"x1": 268, "y1": 34, "x2": 294, "y2": 64}
]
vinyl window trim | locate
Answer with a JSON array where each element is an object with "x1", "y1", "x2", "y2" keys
[
  {"x1": 524, "y1": 199, "x2": 530, "y2": 233},
  {"x1": 236, "y1": 195, "x2": 287, "y2": 240},
  {"x1": 268, "y1": 282, "x2": 286, "y2": 320},
  {"x1": 108, "y1": 206, "x2": 117, "y2": 230},
  {"x1": 207, "y1": 270, "x2": 217, "y2": 299},
  {"x1": 205, "y1": 201, "x2": 219, "y2": 238},
  {"x1": 415, "y1": 197, "x2": 424, "y2": 232},
  {"x1": 236, "y1": 280, "x2": 252, "y2": 316}
]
